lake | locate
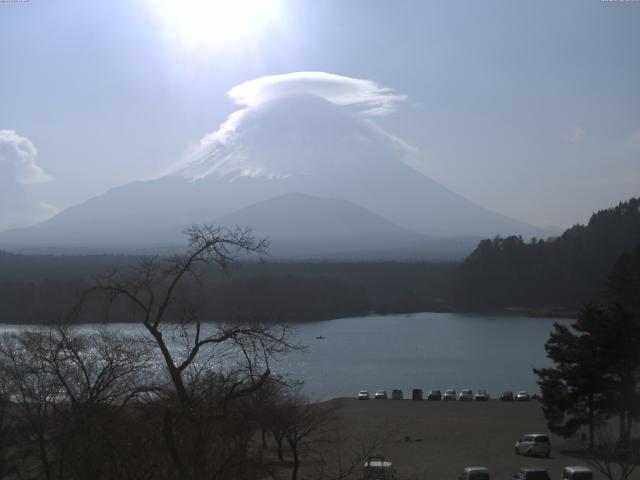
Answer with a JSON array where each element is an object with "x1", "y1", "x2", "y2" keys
[
  {"x1": 0, "y1": 312, "x2": 571, "y2": 400},
  {"x1": 276, "y1": 312, "x2": 571, "y2": 400}
]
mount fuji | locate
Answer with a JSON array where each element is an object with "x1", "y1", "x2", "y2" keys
[{"x1": 0, "y1": 73, "x2": 554, "y2": 258}]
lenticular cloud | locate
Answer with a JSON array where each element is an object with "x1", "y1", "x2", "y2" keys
[
  {"x1": 172, "y1": 72, "x2": 413, "y2": 181},
  {"x1": 228, "y1": 71, "x2": 407, "y2": 116}
]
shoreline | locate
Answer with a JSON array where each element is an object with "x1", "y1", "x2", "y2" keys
[{"x1": 0, "y1": 307, "x2": 577, "y2": 326}]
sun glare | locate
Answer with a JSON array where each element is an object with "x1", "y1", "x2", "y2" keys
[{"x1": 149, "y1": 0, "x2": 283, "y2": 49}]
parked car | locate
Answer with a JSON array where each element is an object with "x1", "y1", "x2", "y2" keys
[
  {"x1": 512, "y1": 468, "x2": 550, "y2": 480},
  {"x1": 412, "y1": 388, "x2": 423, "y2": 400},
  {"x1": 459, "y1": 467, "x2": 490, "y2": 480},
  {"x1": 427, "y1": 390, "x2": 442, "y2": 400},
  {"x1": 358, "y1": 390, "x2": 370, "y2": 400},
  {"x1": 391, "y1": 389, "x2": 403, "y2": 400},
  {"x1": 500, "y1": 391, "x2": 515, "y2": 401},
  {"x1": 364, "y1": 455, "x2": 396, "y2": 480},
  {"x1": 515, "y1": 433, "x2": 551, "y2": 457},
  {"x1": 561, "y1": 467, "x2": 593, "y2": 480},
  {"x1": 516, "y1": 391, "x2": 531, "y2": 401},
  {"x1": 475, "y1": 389, "x2": 490, "y2": 401},
  {"x1": 443, "y1": 389, "x2": 457, "y2": 400},
  {"x1": 459, "y1": 389, "x2": 474, "y2": 401},
  {"x1": 375, "y1": 390, "x2": 388, "y2": 400}
]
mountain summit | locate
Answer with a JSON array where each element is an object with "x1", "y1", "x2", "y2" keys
[
  {"x1": 174, "y1": 93, "x2": 410, "y2": 181},
  {"x1": 0, "y1": 73, "x2": 553, "y2": 255}
]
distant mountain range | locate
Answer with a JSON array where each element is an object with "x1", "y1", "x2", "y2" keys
[{"x1": 0, "y1": 94, "x2": 558, "y2": 258}]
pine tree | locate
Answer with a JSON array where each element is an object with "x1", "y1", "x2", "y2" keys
[{"x1": 535, "y1": 247, "x2": 640, "y2": 447}]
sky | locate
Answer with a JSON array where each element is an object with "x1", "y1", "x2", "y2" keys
[{"x1": 0, "y1": 0, "x2": 639, "y2": 230}]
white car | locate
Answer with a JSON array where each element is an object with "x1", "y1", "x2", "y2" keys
[
  {"x1": 358, "y1": 390, "x2": 370, "y2": 400},
  {"x1": 443, "y1": 389, "x2": 457, "y2": 400},
  {"x1": 364, "y1": 455, "x2": 396, "y2": 480},
  {"x1": 561, "y1": 467, "x2": 593, "y2": 480},
  {"x1": 459, "y1": 389, "x2": 474, "y2": 401},
  {"x1": 515, "y1": 433, "x2": 551, "y2": 457},
  {"x1": 516, "y1": 390, "x2": 531, "y2": 401},
  {"x1": 374, "y1": 390, "x2": 388, "y2": 400}
]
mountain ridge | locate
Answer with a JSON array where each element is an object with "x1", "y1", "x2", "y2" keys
[{"x1": 0, "y1": 94, "x2": 558, "y2": 254}]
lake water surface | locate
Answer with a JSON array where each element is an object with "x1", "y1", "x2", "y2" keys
[
  {"x1": 277, "y1": 312, "x2": 570, "y2": 400},
  {"x1": 0, "y1": 312, "x2": 571, "y2": 400}
]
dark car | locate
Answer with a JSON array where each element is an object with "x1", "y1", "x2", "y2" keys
[
  {"x1": 500, "y1": 391, "x2": 515, "y2": 401},
  {"x1": 511, "y1": 468, "x2": 551, "y2": 480},
  {"x1": 427, "y1": 390, "x2": 442, "y2": 400},
  {"x1": 412, "y1": 388, "x2": 423, "y2": 400}
]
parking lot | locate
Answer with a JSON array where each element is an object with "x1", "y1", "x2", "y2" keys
[{"x1": 328, "y1": 398, "x2": 637, "y2": 480}]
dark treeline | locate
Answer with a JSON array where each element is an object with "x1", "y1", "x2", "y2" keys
[
  {"x1": 0, "y1": 254, "x2": 455, "y2": 324},
  {"x1": 1, "y1": 197, "x2": 638, "y2": 323},
  {"x1": 453, "y1": 198, "x2": 640, "y2": 312},
  {"x1": 0, "y1": 252, "x2": 138, "y2": 281}
]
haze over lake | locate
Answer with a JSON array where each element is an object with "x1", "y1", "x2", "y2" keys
[{"x1": 0, "y1": 312, "x2": 569, "y2": 400}]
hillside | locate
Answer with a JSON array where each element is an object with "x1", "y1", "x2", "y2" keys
[{"x1": 452, "y1": 197, "x2": 640, "y2": 311}]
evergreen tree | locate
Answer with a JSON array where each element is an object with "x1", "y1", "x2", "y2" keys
[
  {"x1": 535, "y1": 247, "x2": 640, "y2": 447},
  {"x1": 534, "y1": 304, "x2": 609, "y2": 448}
]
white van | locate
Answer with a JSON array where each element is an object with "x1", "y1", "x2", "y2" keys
[
  {"x1": 364, "y1": 455, "x2": 396, "y2": 480},
  {"x1": 561, "y1": 466, "x2": 593, "y2": 480}
]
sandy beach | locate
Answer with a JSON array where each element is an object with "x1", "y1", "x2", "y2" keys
[{"x1": 327, "y1": 398, "x2": 638, "y2": 480}]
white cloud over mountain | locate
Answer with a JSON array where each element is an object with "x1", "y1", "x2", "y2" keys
[
  {"x1": 227, "y1": 71, "x2": 407, "y2": 116},
  {"x1": 0, "y1": 130, "x2": 57, "y2": 231},
  {"x1": 0, "y1": 74, "x2": 550, "y2": 247},
  {"x1": 172, "y1": 72, "x2": 414, "y2": 180},
  {"x1": 0, "y1": 130, "x2": 53, "y2": 184}
]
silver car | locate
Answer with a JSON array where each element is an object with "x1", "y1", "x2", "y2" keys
[
  {"x1": 475, "y1": 389, "x2": 490, "y2": 401},
  {"x1": 459, "y1": 389, "x2": 473, "y2": 401},
  {"x1": 374, "y1": 390, "x2": 388, "y2": 400},
  {"x1": 443, "y1": 389, "x2": 457, "y2": 400},
  {"x1": 358, "y1": 390, "x2": 370, "y2": 400}
]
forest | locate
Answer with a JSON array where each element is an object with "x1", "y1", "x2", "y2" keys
[
  {"x1": 0, "y1": 197, "x2": 638, "y2": 324},
  {"x1": 0, "y1": 254, "x2": 455, "y2": 324},
  {"x1": 453, "y1": 198, "x2": 640, "y2": 312}
]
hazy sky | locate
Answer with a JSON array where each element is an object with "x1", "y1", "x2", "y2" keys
[{"x1": 1, "y1": 0, "x2": 639, "y2": 229}]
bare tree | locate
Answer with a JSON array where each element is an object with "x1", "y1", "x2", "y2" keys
[
  {"x1": 86, "y1": 224, "x2": 298, "y2": 480},
  {"x1": 0, "y1": 327, "x2": 155, "y2": 480},
  {"x1": 0, "y1": 370, "x2": 20, "y2": 479},
  {"x1": 0, "y1": 329, "x2": 67, "y2": 480},
  {"x1": 282, "y1": 396, "x2": 335, "y2": 480},
  {"x1": 257, "y1": 383, "x2": 391, "y2": 480},
  {"x1": 308, "y1": 423, "x2": 393, "y2": 480},
  {"x1": 578, "y1": 427, "x2": 639, "y2": 480}
]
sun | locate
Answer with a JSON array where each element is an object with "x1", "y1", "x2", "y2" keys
[{"x1": 148, "y1": 0, "x2": 283, "y2": 49}]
